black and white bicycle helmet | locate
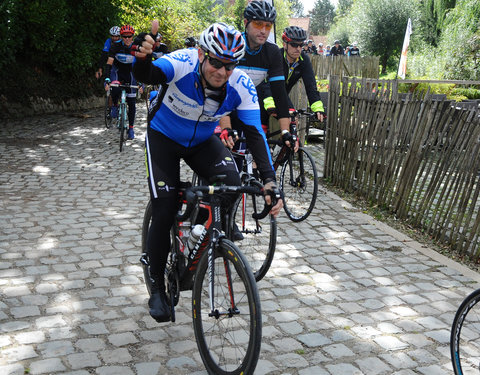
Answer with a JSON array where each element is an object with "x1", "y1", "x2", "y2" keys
[
  {"x1": 243, "y1": 0, "x2": 277, "y2": 23},
  {"x1": 184, "y1": 36, "x2": 197, "y2": 47},
  {"x1": 199, "y1": 23, "x2": 245, "y2": 62},
  {"x1": 282, "y1": 26, "x2": 307, "y2": 43},
  {"x1": 109, "y1": 26, "x2": 121, "y2": 36}
]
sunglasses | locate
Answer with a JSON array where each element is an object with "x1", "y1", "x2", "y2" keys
[
  {"x1": 289, "y1": 42, "x2": 304, "y2": 48},
  {"x1": 122, "y1": 35, "x2": 133, "y2": 39},
  {"x1": 205, "y1": 53, "x2": 237, "y2": 71},
  {"x1": 250, "y1": 20, "x2": 273, "y2": 31}
]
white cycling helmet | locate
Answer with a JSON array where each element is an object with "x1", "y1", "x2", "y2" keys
[
  {"x1": 199, "y1": 23, "x2": 245, "y2": 63},
  {"x1": 109, "y1": 26, "x2": 121, "y2": 36}
]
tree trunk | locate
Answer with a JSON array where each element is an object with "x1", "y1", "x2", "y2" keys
[{"x1": 381, "y1": 54, "x2": 388, "y2": 75}]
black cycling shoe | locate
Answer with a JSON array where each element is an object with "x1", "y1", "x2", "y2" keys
[
  {"x1": 148, "y1": 290, "x2": 171, "y2": 323},
  {"x1": 232, "y1": 223, "x2": 244, "y2": 241}
]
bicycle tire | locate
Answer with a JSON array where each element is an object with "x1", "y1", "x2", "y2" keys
[
  {"x1": 451, "y1": 288, "x2": 480, "y2": 374},
  {"x1": 104, "y1": 94, "x2": 112, "y2": 129},
  {"x1": 230, "y1": 192, "x2": 276, "y2": 282},
  {"x1": 119, "y1": 103, "x2": 127, "y2": 152},
  {"x1": 280, "y1": 148, "x2": 318, "y2": 222},
  {"x1": 192, "y1": 239, "x2": 261, "y2": 375}
]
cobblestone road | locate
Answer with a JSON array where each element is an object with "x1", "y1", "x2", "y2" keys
[{"x1": 1, "y1": 103, "x2": 480, "y2": 375}]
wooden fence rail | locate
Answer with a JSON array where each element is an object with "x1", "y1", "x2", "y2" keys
[
  {"x1": 310, "y1": 55, "x2": 380, "y2": 80},
  {"x1": 318, "y1": 76, "x2": 480, "y2": 259}
]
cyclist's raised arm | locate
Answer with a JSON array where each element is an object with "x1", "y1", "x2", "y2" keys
[{"x1": 132, "y1": 20, "x2": 168, "y2": 85}]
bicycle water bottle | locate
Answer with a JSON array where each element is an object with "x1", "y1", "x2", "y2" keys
[{"x1": 186, "y1": 224, "x2": 205, "y2": 258}]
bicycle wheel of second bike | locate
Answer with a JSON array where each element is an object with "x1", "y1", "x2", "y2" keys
[
  {"x1": 104, "y1": 95, "x2": 112, "y2": 129},
  {"x1": 192, "y1": 239, "x2": 262, "y2": 375},
  {"x1": 231, "y1": 193, "x2": 277, "y2": 282},
  {"x1": 280, "y1": 148, "x2": 318, "y2": 222},
  {"x1": 451, "y1": 288, "x2": 480, "y2": 374}
]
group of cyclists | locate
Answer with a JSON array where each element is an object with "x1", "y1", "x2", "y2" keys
[{"x1": 96, "y1": 0, "x2": 325, "y2": 323}]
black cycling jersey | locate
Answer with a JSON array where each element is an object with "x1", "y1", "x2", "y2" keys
[
  {"x1": 106, "y1": 40, "x2": 135, "y2": 79},
  {"x1": 237, "y1": 37, "x2": 290, "y2": 120},
  {"x1": 261, "y1": 49, "x2": 323, "y2": 113}
]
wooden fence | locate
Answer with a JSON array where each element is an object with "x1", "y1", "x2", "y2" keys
[
  {"x1": 320, "y1": 76, "x2": 480, "y2": 259},
  {"x1": 310, "y1": 55, "x2": 379, "y2": 80}
]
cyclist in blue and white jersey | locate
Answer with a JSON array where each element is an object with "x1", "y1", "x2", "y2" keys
[
  {"x1": 104, "y1": 25, "x2": 143, "y2": 140},
  {"x1": 220, "y1": 0, "x2": 294, "y2": 150},
  {"x1": 133, "y1": 21, "x2": 283, "y2": 323},
  {"x1": 95, "y1": 26, "x2": 121, "y2": 79}
]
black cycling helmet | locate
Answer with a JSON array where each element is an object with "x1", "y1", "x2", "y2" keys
[
  {"x1": 244, "y1": 0, "x2": 277, "y2": 23},
  {"x1": 282, "y1": 26, "x2": 307, "y2": 43},
  {"x1": 184, "y1": 36, "x2": 197, "y2": 47}
]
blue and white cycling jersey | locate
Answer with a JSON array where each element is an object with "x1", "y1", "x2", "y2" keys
[{"x1": 149, "y1": 48, "x2": 264, "y2": 148}]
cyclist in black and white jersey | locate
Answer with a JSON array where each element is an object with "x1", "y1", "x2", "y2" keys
[{"x1": 220, "y1": 0, "x2": 295, "y2": 149}]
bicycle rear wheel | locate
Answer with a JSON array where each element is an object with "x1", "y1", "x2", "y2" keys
[
  {"x1": 230, "y1": 192, "x2": 276, "y2": 282},
  {"x1": 451, "y1": 288, "x2": 480, "y2": 374},
  {"x1": 192, "y1": 239, "x2": 261, "y2": 375},
  {"x1": 280, "y1": 148, "x2": 318, "y2": 222},
  {"x1": 119, "y1": 103, "x2": 127, "y2": 152},
  {"x1": 104, "y1": 94, "x2": 112, "y2": 128}
]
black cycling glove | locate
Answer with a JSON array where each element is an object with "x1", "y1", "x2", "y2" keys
[{"x1": 281, "y1": 131, "x2": 296, "y2": 147}]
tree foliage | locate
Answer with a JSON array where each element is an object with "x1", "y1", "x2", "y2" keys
[
  {"x1": 418, "y1": 0, "x2": 456, "y2": 46},
  {"x1": 309, "y1": 0, "x2": 336, "y2": 35},
  {"x1": 348, "y1": 0, "x2": 417, "y2": 74},
  {"x1": 289, "y1": 0, "x2": 305, "y2": 17}
]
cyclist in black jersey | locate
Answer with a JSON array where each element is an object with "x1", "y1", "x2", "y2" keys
[
  {"x1": 261, "y1": 26, "x2": 325, "y2": 123},
  {"x1": 95, "y1": 26, "x2": 121, "y2": 80},
  {"x1": 104, "y1": 25, "x2": 143, "y2": 140},
  {"x1": 220, "y1": 0, "x2": 295, "y2": 150}
]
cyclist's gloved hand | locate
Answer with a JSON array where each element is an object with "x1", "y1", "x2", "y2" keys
[
  {"x1": 281, "y1": 130, "x2": 296, "y2": 147},
  {"x1": 263, "y1": 179, "x2": 283, "y2": 217},
  {"x1": 316, "y1": 111, "x2": 326, "y2": 122},
  {"x1": 266, "y1": 107, "x2": 277, "y2": 117},
  {"x1": 219, "y1": 128, "x2": 237, "y2": 149},
  {"x1": 104, "y1": 78, "x2": 111, "y2": 91},
  {"x1": 132, "y1": 27, "x2": 155, "y2": 58}
]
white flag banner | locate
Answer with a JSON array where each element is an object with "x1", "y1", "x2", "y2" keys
[{"x1": 397, "y1": 18, "x2": 412, "y2": 79}]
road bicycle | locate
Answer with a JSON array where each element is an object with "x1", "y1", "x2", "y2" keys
[
  {"x1": 267, "y1": 111, "x2": 319, "y2": 222},
  {"x1": 109, "y1": 82, "x2": 140, "y2": 152},
  {"x1": 450, "y1": 288, "x2": 480, "y2": 374},
  {"x1": 140, "y1": 177, "x2": 275, "y2": 374}
]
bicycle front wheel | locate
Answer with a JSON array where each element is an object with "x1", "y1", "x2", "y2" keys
[
  {"x1": 104, "y1": 94, "x2": 112, "y2": 128},
  {"x1": 280, "y1": 148, "x2": 318, "y2": 222},
  {"x1": 119, "y1": 103, "x2": 127, "y2": 152},
  {"x1": 192, "y1": 239, "x2": 262, "y2": 375},
  {"x1": 451, "y1": 288, "x2": 480, "y2": 374},
  {"x1": 231, "y1": 192, "x2": 276, "y2": 282}
]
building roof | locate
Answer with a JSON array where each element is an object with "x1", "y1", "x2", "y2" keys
[
  {"x1": 288, "y1": 17, "x2": 326, "y2": 47},
  {"x1": 288, "y1": 17, "x2": 310, "y2": 34}
]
